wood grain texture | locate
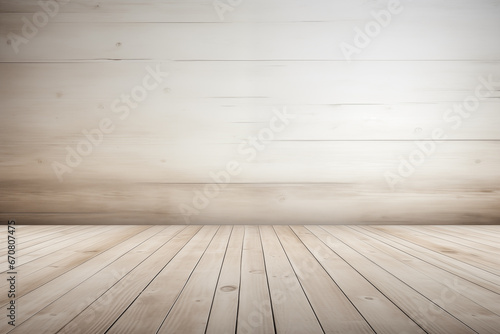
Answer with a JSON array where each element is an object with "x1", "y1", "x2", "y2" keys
[
  {"x1": 236, "y1": 226, "x2": 275, "y2": 334},
  {"x1": 291, "y1": 225, "x2": 427, "y2": 334},
  {"x1": 58, "y1": 225, "x2": 202, "y2": 334},
  {"x1": 5, "y1": 225, "x2": 500, "y2": 333},
  {"x1": 274, "y1": 225, "x2": 375, "y2": 333},
  {"x1": 1, "y1": 0, "x2": 500, "y2": 225},
  {"x1": 205, "y1": 225, "x2": 244, "y2": 334},
  {"x1": 259, "y1": 225, "x2": 323, "y2": 334},
  {"x1": 326, "y1": 226, "x2": 500, "y2": 333},
  {"x1": 7, "y1": 225, "x2": 180, "y2": 334},
  {"x1": 361, "y1": 225, "x2": 500, "y2": 295},
  {"x1": 0, "y1": 0, "x2": 498, "y2": 27},
  {"x1": 105, "y1": 225, "x2": 218, "y2": 334},
  {"x1": 306, "y1": 225, "x2": 480, "y2": 334},
  {"x1": 1, "y1": 0, "x2": 500, "y2": 61},
  {"x1": 157, "y1": 225, "x2": 232, "y2": 334}
]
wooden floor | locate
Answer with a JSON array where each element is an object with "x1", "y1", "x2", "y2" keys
[{"x1": 2, "y1": 225, "x2": 500, "y2": 334}]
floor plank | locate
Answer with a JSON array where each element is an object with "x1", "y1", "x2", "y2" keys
[
  {"x1": 236, "y1": 226, "x2": 275, "y2": 334},
  {"x1": 381, "y1": 226, "x2": 500, "y2": 275},
  {"x1": 309, "y1": 225, "x2": 477, "y2": 334},
  {"x1": 291, "y1": 225, "x2": 426, "y2": 334},
  {"x1": 411, "y1": 225, "x2": 500, "y2": 254},
  {"x1": 105, "y1": 226, "x2": 219, "y2": 334},
  {"x1": 3, "y1": 225, "x2": 500, "y2": 334},
  {"x1": 58, "y1": 225, "x2": 202, "y2": 334},
  {"x1": 157, "y1": 226, "x2": 232, "y2": 333},
  {"x1": 260, "y1": 225, "x2": 323, "y2": 334},
  {"x1": 0, "y1": 225, "x2": 157, "y2": 334},
  {"x1": 351, "y1": 226, "x2": 500, "y2": 317},
  {"x1": 0, "y1": 226, "x2": 92, "y2": 269},
  {"x1": 205, "y1": 226, "x2": 244, "y2": 334},
  {"x1": 8, "y1": 226, "x2": 181, "y2": 334},
  {"x1": 332, "y1": 226, "x2": 500, "y2": 333},
  {"x1": 275, "y1": 225, "x2": 374, "y2": 334},
  {"x1": 0, "y1": 226, "x2": 144, "y2": 303},
  {"x1": 0, "y1": 225, "x2": 112, "y2": 273},
  {"x1": 362, "y1": 226, "x2": 500, "y2": 295}
]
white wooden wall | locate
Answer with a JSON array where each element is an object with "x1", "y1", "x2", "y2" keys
[{"x1": 1, "y1": 0, "x2": 499, "y2": 224}]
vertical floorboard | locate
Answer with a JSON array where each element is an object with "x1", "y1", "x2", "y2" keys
[
  {"x1": 236, "y1": 226, "x2": 275, "y2": 334},
  {"x1": 105, "y1": 226, "x2": 219, "y2": 334},
  {"x1": 291, "y1": 225, "x2": 426, "y2": 334},
  {"x1": 205, "y1": 225, "x2": 245, "y2": 334},
  {"x1": 330, "y1": 226, "x2": 500, "y2": 334},
  {"x1": 58, "y1": 225, "x2": 202, "y2": 334},
  {"x1": 8, "y1": 226, "x2": 182, "y2": 333},
  {"x1": 157, "y1": 226, "x2": 233, "y2": 334},
  {"x1": 260, "y1": 225, "x2": 324, "y2": 334},
  {"x1": 0, "y1": 225, "x2": 158, "y2": 334},
  {"x1": 350, "y1": 226, "x2": 500, "y2": 317},
  {"x1": 308, "y1": 225, "x2": 477, "y2": 334},
  {"x1": 274, "y1": 225, "x2": 374, "y2": 334}
]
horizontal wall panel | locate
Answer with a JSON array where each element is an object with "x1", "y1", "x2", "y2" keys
[
  {"x1": 1, "y1": 62, "x2": 499, "y2": 104},
  {"x1": 2, "y1": 101, "x2": 500, "y2": 142},
  {"x1": 0, "y1": 0, "x2": 498, "y2": 24},
  {"x1": 1, "y1": 18, "x2": 500, "y2": 61},
  {"x1": 2, "y1": 141, "x2": 500, "y2": 187},
  {"x1": 0, "y1": 183, "x2": 498, "y2": 224}
]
